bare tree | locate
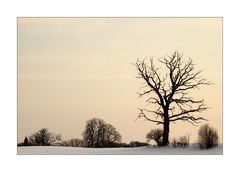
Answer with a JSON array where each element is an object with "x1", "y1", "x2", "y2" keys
[
  {"x1": 50, "y1": 133, "x2": 62, "y2": 146},
  {"x1": 32, "y1": 128, "x2": 51, "y2": 146},
  {"x1": 29, "y1": 128, "x2": 62, "y2": 146},
  {"x1": 82, "y1": 118, "x2": 98, "y2": 147},
  {"x1": 103, "y1": 123, "x2": 121, "y2": 147},
  {"x1": 146, "y1": 129, "x2": 163, "y2": 146},
  {"x1": 82, "y1": 118, "x2": 121, "y2": 147},
  {"x1": 62, "y1": 138, "x2": 84, "y2": 147},
  {"x1": 198, "y1": 124, "x2": 219, "y2": 149},
  {"x1": 134, "y1": 51, "x2": 211, "y2": 146}
]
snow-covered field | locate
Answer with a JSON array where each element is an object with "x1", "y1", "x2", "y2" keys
[{"x1": 18, "y1": 144, "x2": 223, "y2": 155}]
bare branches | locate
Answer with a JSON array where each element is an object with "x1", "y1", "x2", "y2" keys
[
  {"x1": 170, "y1": 115, "x2": 206, "y2": 126},
  {"x1": 145, "y1": 97, "x2": 162, "y2": 106},
  {"x1": 137, "y1": 109, "x2": 164, "y2": 125},
  {"x1": 135, "y1": 58, "x2": 166, "y2": 107},
  {"x1": 161, "y1": 52, "x2": 210, "y2": 99},
  {"x1": 134, "y1": 50, "x2": 210, "y2": 126},
  {"x1": 169, "y1": 103, "x2": 207, "y2": 126}
]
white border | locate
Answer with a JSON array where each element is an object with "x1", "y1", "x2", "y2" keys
[{"x1": 0, "y1": 0, "x2": 239, "y2": 172}]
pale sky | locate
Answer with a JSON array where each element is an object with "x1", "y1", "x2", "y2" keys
[{"x1": 17, "y1": 18, "x2": 222, "y2": 143}]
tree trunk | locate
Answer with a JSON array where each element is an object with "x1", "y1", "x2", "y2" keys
[{"x1": 162, "y1": 118, "x2": 170, "y2": 146}]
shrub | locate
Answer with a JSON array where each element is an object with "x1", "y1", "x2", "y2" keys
[
  {"x1": 129, "y1": 141, "x2": 149, "y2": 147},
  {"x1": 171, "y1": 136, "x2": 189, "y2": 148},
  {"x1": 146, "y1": 129, "x2": 163, "y2": 146},
  {"x1": 198, "y1": 124, "x2": 219, "y2": 149}
]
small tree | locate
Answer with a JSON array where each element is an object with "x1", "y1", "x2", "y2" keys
[
  {"x1": 198, "y1": 124, "x2": 219, "y2": 149},
  {"x1": 23, "y1": 136, "x2": 29, "y2": 146},
  {"x1": 146, "y1": 129, "x2": 163, "y2": 146}
]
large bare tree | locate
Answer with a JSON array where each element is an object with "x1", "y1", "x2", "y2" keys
[{"x1": 134, "y1": 51, "x2": 211, "y2": 146}]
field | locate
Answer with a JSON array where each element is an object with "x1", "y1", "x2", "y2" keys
[{"x1": 18, "y1": 144, "x2": 223, "y2": 155}]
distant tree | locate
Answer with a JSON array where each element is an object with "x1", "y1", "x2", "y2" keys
[
  {"x1": 28, "y1": 135, "x2": 36, "y2": 146},
  {"x1": 179, "y1": 136, "x2": 189, "y2": 148},
  {"x1": 103, "y1": 123, "x2": 121, "y2": 147},
  {"x1": 172, "y1": 135, "x2": 189, "y2": 148},
  {"x1": 30, "y1": 128, "x2": 62, "y2": 146},
  {"x1": 134, "y1": 51, "x2": 211, "y2": 146},
  {"x1": 198, "y1": 124, "x2": 219, "y2": 149},
  {"x1": 33, "y1": 128, "x2": 51, "y2": 146},
  {"x1": 50, "y1": 134, "x2": 62, "y2": 146},
  {"x1": 24, "y1": 136, "x2": 29, "y2": 146},
  {"x1": 82, "y1": 118, "x2": 121, "y2": 147},
  {"x1": 82, "y1": 118, "x2": 98, "y2": 147},
  {"x1": 146, "y1": 129, "x2": 163, "y2": 146},
  {"x1": 63, "y1": 138, "x2": 84, "y2": 147}
]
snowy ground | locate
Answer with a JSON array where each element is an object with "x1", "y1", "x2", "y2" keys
[{"x1": 18, "y1": 144, "x2": 223, "y2": 155}]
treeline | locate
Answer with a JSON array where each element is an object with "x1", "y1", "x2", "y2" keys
[
  {"x1": 18, "y1": 118, "x2": 149, "y2": 148},
  {"x1": 18, "y1": 117, "x2": 219, "y2": 149},
  {"x1": 18, "y1": 128, "x2": 62, "y2": 146}
]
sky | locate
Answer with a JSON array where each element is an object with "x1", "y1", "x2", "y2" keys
[{"x1": 17, "y1": 18, "x2": 222, "y2": 143}]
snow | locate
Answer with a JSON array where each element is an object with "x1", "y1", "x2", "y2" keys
[{"x1": 17, "y1": 144, "x2": 223, "y2": 155}]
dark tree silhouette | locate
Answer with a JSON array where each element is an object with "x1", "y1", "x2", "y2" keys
[
  {"x1": 82, "y1": 118, "x2": 121, "y2": 147},
  {"x1": 134, "y1": 51, "x2": 211, "y2": 146},
  {"x1": 33, "y1": 128, "x2": 50, "y2": 146},
  {"x1": 30, "y1": 128, "x2": 62, "y2": 146},
  {"x1": 24, "y1": 136, "x2": 29, "y2": 146},
  {"x1": 62, "y1": 138, "x2": 84, "y2": 147},
  {"x1": 198, "y1": 124, "x2": 219, "y2": 149},
  {"x1": 146, "y1": 129, "x2": 163, "y2": 146},
  {"x1": 83, "y1": 118, "x2": 97, "y2": 147}
]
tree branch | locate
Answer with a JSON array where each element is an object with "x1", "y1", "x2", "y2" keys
[{"x1": 137, "y1": 108, "x2": 164, "y2": 125}]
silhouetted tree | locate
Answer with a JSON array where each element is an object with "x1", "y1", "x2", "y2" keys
[
  {"x1": 198, "y1": 124, "x2": 219, "y2": 149},
  {"x1": 24, "y1": 136, "x2": 29, "y2": 146},
  {"x1": 134, "y1": 51, "x2": 211, "y2": 146},
  {"x1": 82, "y1": 118, "x2": 121, "y2": 147},
  {"x1": 82, "y1": 118, "x2": 98, "y2": 147},
  {"x1": 146, "y1": 129, "x2": 163, "y2": 146},
  {"x1": 30, "y1": 128, "x2": 62, "y2": 146},
  {"x1": 62, "y1": 138, "x2": 84, "y2": 147},
  {"x1": 103, "y1": 123, "x2": 121, "y2": 147},
  {"x1": 33, "y1": 128, "x2": 50, "y2": 146}
]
